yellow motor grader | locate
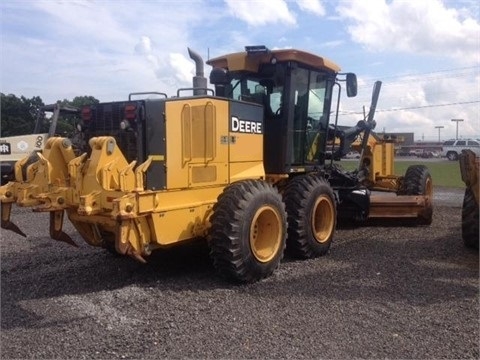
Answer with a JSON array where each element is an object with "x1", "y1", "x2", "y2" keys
[{"x1": 0, "y1": 46, "x2": 432, "y2": 283}]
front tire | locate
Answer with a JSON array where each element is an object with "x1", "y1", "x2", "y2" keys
[
  {"x1": 283, "y1": 175, "x2": 336, "y2": 259},
  {"x1": 209, "y1": 180, "x2": 287, "y2": 283},
  {"x1": 402, "y1": 165, "x2": 433, "y2": 196},
  {"x1": 462, "y1": 188, "x2": 479, "y2": 249},
  {"x1": 401, "y1": 165, "x2": 433, "y2": 225}
]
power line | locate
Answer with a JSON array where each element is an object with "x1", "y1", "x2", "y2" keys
[
  {"x1": 352, "y1": 66, "x2": 480, "y2": 97},
  {"x1": 344, "y1": 66, "x2": 480, "y2": 109},
  {"x1": 357, "y1": 65, "x2": 480, "y2": 85},
  {"x1": 339, "y1": 100, "x2": 480, "y2": 116}
]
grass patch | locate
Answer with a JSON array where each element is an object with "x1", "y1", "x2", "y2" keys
[{"x1": 336, "y1": 160, "x2": 464, "y2": 188}]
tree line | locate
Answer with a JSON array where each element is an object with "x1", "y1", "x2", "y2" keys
[{"x1": 0, "y1": 93, "x2": 99, "y2": 137}]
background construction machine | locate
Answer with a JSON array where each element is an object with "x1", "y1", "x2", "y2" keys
[
  {"x1": 0, "y1": 104, "x2": 80, "y2": 185},
  {"x1": 459, "y1": 150, "x2": 479, "y2": 249},
  {"x1": 0, "y1": 46, "x2": 432, "y2": 283}
]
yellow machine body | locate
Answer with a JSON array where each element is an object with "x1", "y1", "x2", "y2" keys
[
  {"x1": 1, "y1": 97, "x2": 265, "y2": 261},
  {"x1": 352, "y1": 134, "x2": 397, "y2": 191},
  {"x1": 346, "y1": 132, "x2": 433, "y2": 222},
  {"x1": 0, "y1": 46, "x2": 433, "y2": 282}
]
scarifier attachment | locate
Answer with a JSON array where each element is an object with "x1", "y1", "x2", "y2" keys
[
  {"x1": 1, "y1": 201, "x2": 26, "y2": 237},
  {"x1": 0, "y1": 137, "x2": 77, "y2": 242},
  {"x1": 1, "y1": 134, "x2": 171, "y2": 262},
  {"x1": 68, "y1": 136, "x2": 154, "y2": 261},
  {"x1": 115, "y1": 217, "x2": 149, "y2": 263},
  {"x1": 49, "y1": 210, "x2": 77, "y2": 247}
]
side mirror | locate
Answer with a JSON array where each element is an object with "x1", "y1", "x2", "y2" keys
[
  {"x1": 209, "y1": 68, "x2": 230, "y2": 97},
  {"x1": 209, "y1": 67, "x2": 229, "y2": 85},
  {"x1": 346, "y1": 73, "x2": 357, "y2": 97}
]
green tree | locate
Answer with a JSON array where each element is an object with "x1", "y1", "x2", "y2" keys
[
  {"x1": 1, "y1": 94, "x2": 100, "y2": 138},
  {"x1": 69, "y1": 96, "x2": 100, "y2": 108},
  {"x1": 0, "y1": 93, "x2": 44, "y2": 136}
]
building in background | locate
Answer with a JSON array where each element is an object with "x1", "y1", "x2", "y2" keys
[{"x1": 376, "y1": 132, "x2": 443, "y2": 157}]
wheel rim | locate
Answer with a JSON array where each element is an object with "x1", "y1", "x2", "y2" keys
[
  {"x1": 311, "y1": 195, "x2": 335, "y2": 243},
  {"x1": 250, "y1": 205, "x2": 282, "y2": 263}
]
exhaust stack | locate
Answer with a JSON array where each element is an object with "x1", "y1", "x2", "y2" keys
[{"x1": 187, "y1": 47, "x2": 207, "y2": 95}]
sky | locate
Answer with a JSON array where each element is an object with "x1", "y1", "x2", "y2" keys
[{"x1": 1, "y1": 0, "x2": 479, "y2": 142}]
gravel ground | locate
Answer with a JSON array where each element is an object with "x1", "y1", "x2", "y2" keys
[{"x1": 1, "y1": 186, "x2": 478, "y2": 359}]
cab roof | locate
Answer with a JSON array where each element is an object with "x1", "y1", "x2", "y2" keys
[{"x1": 206, "y1": 48, "x2": 341, "y2": 73}]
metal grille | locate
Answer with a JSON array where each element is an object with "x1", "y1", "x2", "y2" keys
[
  {"x1": 87, "y1": 102, "x2": 139, "y2": 163},
  {"x1": 92, "y1": 103, "x2": 122, "y2": 132}
]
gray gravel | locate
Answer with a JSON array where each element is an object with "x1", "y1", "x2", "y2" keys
[{"x1": 1, "y1": 186, "x2": 478, "y2": 359}]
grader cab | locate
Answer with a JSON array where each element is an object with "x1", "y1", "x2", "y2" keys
[{"x1": 0, "y1": 46, "x2": 433, "y2": 283}]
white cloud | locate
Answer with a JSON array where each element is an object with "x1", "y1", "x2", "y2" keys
[
  {"x1": 337, "y1": 0, "x2": 480, "y2": 64},
  {"x1": 135, "y1": 36, "x2": 153, "y2": 55},
  {"x1": 134, "y1": 36, "x2": 163, "y2": 76},
  {"x1": 1, "y1": 0, "x2": 478, "y2": 140},
  {"x1": 1, "y1": 0, "x2": 212, "y2": 102},
  {"x1": 296, "y1": 0, "x2": 325, "y2": 16},
  {"x1": 323, "y1": 40, "x2": 344, "y2": 48},
  {"x1": 169, "y1": 53, "x2": 196, "y2": 84},
  {"x1": 224, "y1": 0, "x2": 296, "y2": 26},
  {"x1": 339, "y1": 71, "x2": 480, "y2": 141},
  {"x1": 31, "y1": 0, "x2": 135, "y2": 45}
]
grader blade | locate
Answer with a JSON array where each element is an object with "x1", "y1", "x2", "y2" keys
[
  {"x1": 1, "y1": 202, "x2": 26, "y2": 237},
  {"x1": 369, "y1": 194, "x2": 432, "y2": 220}
]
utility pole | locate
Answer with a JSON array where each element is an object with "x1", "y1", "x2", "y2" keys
[
  {"x1": 434, "y1": 125, "x2": 444, "y2": 142},
  {"x1": 451, "y1": 119, "x2": 463, "y2": 139}
]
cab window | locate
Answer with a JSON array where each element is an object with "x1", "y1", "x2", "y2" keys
[{"x1": 291, "y1": 68, "x2": 332, "y2": 164}]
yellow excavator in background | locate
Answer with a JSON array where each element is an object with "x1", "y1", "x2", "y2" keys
[{"x1": 0, "y1": 46, "x2": 433, "y2": 283}]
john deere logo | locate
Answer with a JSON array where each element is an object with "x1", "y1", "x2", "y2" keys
[{"x1": 231, "y1": 116, "x2": 262, "y2": 134}]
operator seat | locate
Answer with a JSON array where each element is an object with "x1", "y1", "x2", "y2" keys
[{"x1": 251, "y1": 83, "x2": 274, "y2": 118}]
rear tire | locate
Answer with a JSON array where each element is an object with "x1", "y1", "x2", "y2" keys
[
  {"x1": 462, "y1": 188, "x2": 479, "y2": 249},
  {"x1": 209, "y1": 180, "x2": 287, "y2": 283},
  {"x1": 283, "y1": 175, "x2": 336, "y2": 259}
]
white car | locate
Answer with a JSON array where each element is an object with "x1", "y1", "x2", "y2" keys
[
  {"x1": 441, "y1": 139, "x2": 480, "y2": 161},
  {"x1": 344, "y1": 151, "x2": 361, "y2": 159}
]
